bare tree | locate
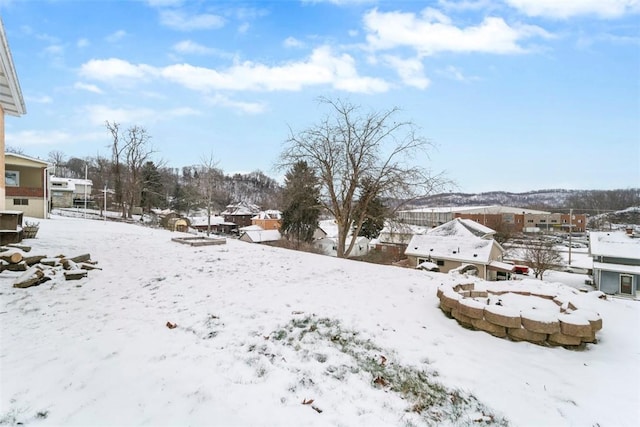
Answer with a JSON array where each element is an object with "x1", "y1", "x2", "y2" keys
[
  {"x1": 278, "y1": 98, "x2": 447, "y2": 258},
  {"x1": 522, "y1": 240, "x2": 563, "y2": 279},
  {"x1": 123, "y1": 125, "x2": 154, "y2": 218},
  {"x1": 197, "y1": 153, "x2": 224, "y2": 235},
  {"x1": 48, "y1": 150, "x2": 66, "y2": 175},
  {"x1": 105, "y1": 121, "x2": 154, "y2": 218}
]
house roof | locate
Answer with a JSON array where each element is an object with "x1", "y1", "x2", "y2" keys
[
  {"x1": 589, "y1": 231, "x2": 640, "y2": 260},
  {"x1": 241, "y1": 229, "x2": 281, "y2": 243},
  {"x1": 400, "y1": 205, "x2": 551, "y2": 215},
  {"x1": 5, "y1": 152, "x2": 49, "y2": 167},
  {"x1": 593, "y1": 261, "x2": 640, "y2": 275},
  {"x1": 0, "y1": 19, "x2": 25, "y2": 117},
  {"x1": 222, "y1": 202, "x2": 260, "y2": 216},
  {"x1": 189, "y1": 215, "x2": 226, "y2": 227},
  {"x1": 404, "y1": 219, "x2": 500, "y2": 264},
  {"x1": 50, "y1": 177, "x2": 93, "y2": 191},
  {"x1": 252, "y1": 210, "x2": 282, "y2": 220}
]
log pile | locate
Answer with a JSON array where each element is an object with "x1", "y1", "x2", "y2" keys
[{"x1": 0, "y1": 246, "x2": 99, "y2": 289}]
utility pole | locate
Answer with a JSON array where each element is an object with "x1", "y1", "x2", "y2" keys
[{"x1": 568, "y1": 208, "x2": 573, "y2": 265}]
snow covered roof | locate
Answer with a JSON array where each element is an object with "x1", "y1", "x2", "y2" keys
[
  {"x1": 377, "y1": 221, "x2": 428, "y2": 244},
  {"x1": 428, "y1": 218, "x2": 495, "y2": 238},
  {"x1": 589, "y1": 231, "x2": 640, "y2": 261},
  {"x1": 317, "y1": 219, "x2": 340, "y2": 238},
  {"x1": 400, "y1": 205, "x2": 550, "y2": 215},
  {"x1": 405, "y1": 219, "x2": 500, "y2": 264},
  {"x1": 189, "y1": 215, "x2": 226, "y2": 227},
  {"x1": 50, "y1": 177, "x2": 93, "y2": 191},
  {"x1": 222, "y1": 202, "x2": 261, "y2": 216},
  {"x1": 252, "y1": 210, "x2": 282, "y2": 220},
  {"x1": 240, "y1": 229, "x2": 281, "y2": 243}
]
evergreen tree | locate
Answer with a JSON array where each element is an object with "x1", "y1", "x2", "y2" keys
[
  {"x1": 141, "y1": 161, "x2": 164, "y2": 212},
  {"x1": 281, "y1": 161, "x2": 320, "y2": 244},
  {"x1": 355, "y1": 178, "x2": 387, "y2": 239}
]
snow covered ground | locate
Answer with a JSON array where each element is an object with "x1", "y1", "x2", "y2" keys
[{"x1": 1, "y1": 216, "x2": 639, "y2": 426}]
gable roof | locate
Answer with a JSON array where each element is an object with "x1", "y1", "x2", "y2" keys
[
  {"x1": 222, "y1": 202, "x2": 260, "y2": 216},
  {"x1": 589, "y1": 231, "x2": 640, "y2": 261},
  {"x1": 252, "y1": 210, "x2": 282, "y2": 220},
  {"x1": 5, "y1": 152, "x2": 49, "y2": 167},
  {"x1": 0, "y1": 19, "x2": 25, "y2": 116},
  {"x1": 240, "y1": 229, "x2": 281, "y2": 243},
  {"x1": 405, "y1": 218, "x2": 501, "y2": 264},
  {"x1": 428, "y1": 218, "x2": 496, "y2": 238}
]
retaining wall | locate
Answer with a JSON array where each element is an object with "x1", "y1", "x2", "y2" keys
[{"x1": 436, "y1": 283, "x2": 603, "y2": 348}]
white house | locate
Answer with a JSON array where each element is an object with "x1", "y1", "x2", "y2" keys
[
  {"x1": 314, "y1": 218, "x2": 370, "y2": 258},
  {"x1": 404, "y1": 218, "x2": 511, "y2": 281},
  {"x1": 239, "y1": 225, "x2": 281, "y2": 244},
  {"x1": 50, "y1": 176, "x2": 93, "y2": 208},
  {"x1": 589, "y1": 229, "x2": 640, "y2": 298}
]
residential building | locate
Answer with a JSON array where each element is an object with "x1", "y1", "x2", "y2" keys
[
  {"x1": 251, "y1": 210, "x2": 282, "y2": 230},
  {"x1": 398, "y1": 205, "x2": 586, "y2": 233},
  {"x1": 50, "y1": 177, "x2": 93, "y2": 208},
  {"x1": 0, "y1": 18, "x2": 26, "y2": 210},
  {"x1": 4, "y1": 153, "x2": 50, "y2": 218},
  {"x1": 589, "y1": 229, "x2": 640, "y2": 298},
  {"x1": 222, "y1": 202, "x2": 260, "y2": 228},
  {"x1": 404, "y1": 218, "x2": 512, "y2": 280},
  {"x1": 238, "y1": 225, "x2": 281, "y2": 244}
]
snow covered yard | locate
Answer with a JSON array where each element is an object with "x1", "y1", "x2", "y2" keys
[{"x1": 1, "y1": 216, "x2": 639, "y2": 426}]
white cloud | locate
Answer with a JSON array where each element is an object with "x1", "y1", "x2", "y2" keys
[
  {"x1": 208, "y1": 94, "x2": 267, "y2": 114},
  {"x1": 381, "y1": 56, "x2": 430, "y2": 89},
  {"x1": 83, "y1": 105, "x2": 158, "y2": 126},
  {"x1": 505, "y1": 0, "x2": 640, "y2": 19},
  {"x1": 44, "y1": 44, "x2": 64, "y2": 55},
  {"x1": 82, "y1": 104, "x2": 200, "y2": 126},
  {"x1": 6, "y1": 130, "x2": 72, "y2": 146},
  {"x1": 77, "y1": 38, "x2": 90, "y2": 48},
  {"x1": 173, "y1": 40, "x2": 215, "y2": 55},
  {"x1": 80, "y1": 46, "x2": 389, "y2": 94},
  {"x1": 439, "y1": 65, "x2": 479, "y2": 82},
  {"x1": 26, "y1": 95, "x2": 53, "y2": 104},
  {"x1": 363, "y1": 8, "x2": 551, "y2": 55},
  {"x1": 159, "y1": 9, "x2": 225, "y2": 31},
  {"x1": 283, "y1": 36, "x2": 304, "y2": 48},
  {"x1": 79, "y1": 58, "x2": 157, "y2": 83},
  {"x1": 438, "y1": 0, "x2": 495, "y2": 12},
  {"x1": 145, "y1": 0, "x2": 183, "y2": 6},
  {"x1": 238, "y1": 23, "x2": 250, "y2": 34},
  {"x1": 74, "y1": 82, "x2": 104, "y2": 94},
  {"x1": 105, "y1": 30, "x2": 127, "y2": 43}
]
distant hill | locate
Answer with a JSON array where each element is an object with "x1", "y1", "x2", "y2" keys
[{"x1": 410, "y1": 189, "x2": 579, "y2": 210}]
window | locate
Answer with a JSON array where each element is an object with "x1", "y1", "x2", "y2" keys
[
  {"x1": 620, "y1": 275, "x2": 633, "y2": 295},
  {"x1": 436, "y1": 260, "x2": 445, "y2": 266},
  {"x1": 527, "y1": 219, "x2": 533, "y2": 223},
  {"x1": 5, "y1": 170, "x2": 19, "y2": 187},
  {"x1": 13, "y1": 198, "x2": 28, "y2": 206}
]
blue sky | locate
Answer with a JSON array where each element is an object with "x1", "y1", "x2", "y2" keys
[{"x1": 1, "y1": 0, "x2": 639, "y2": 193}]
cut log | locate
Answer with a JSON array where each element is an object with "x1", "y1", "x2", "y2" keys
[
  {"x1": 6, "y1": 243, "x2": 31, "y2": 252},
  {"x1": 79, "y1": 262, "x2": 102, "y2": 271},
  {"x1": 64, "y1": 270, "x2": 88, "y2": 281},
  {"x1": 1, "y1": 251, "x2": 23, "y2": 264},
  {"x1": 61, "y1": 259, "x2": 78, "y2": 270},
  {"x1": 40, "y1": 258, "x2": 61, "y2": 267},
  {"x1": 13, "y1": 267, "x2": 46, "y2": 288},
  {"x1": 0, "y1": 261, "x2": 28, "y2": 272},
  {"x1": 23, "y1": 255, "x2": 47, "y2": 266},
  {"x1": 68, "y1": 253, "x2": 92, "y2": 263}
]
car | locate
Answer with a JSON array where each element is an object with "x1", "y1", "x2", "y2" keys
[{"x1": 513, "y1": 265, "x2": 529, "y2": 275}]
